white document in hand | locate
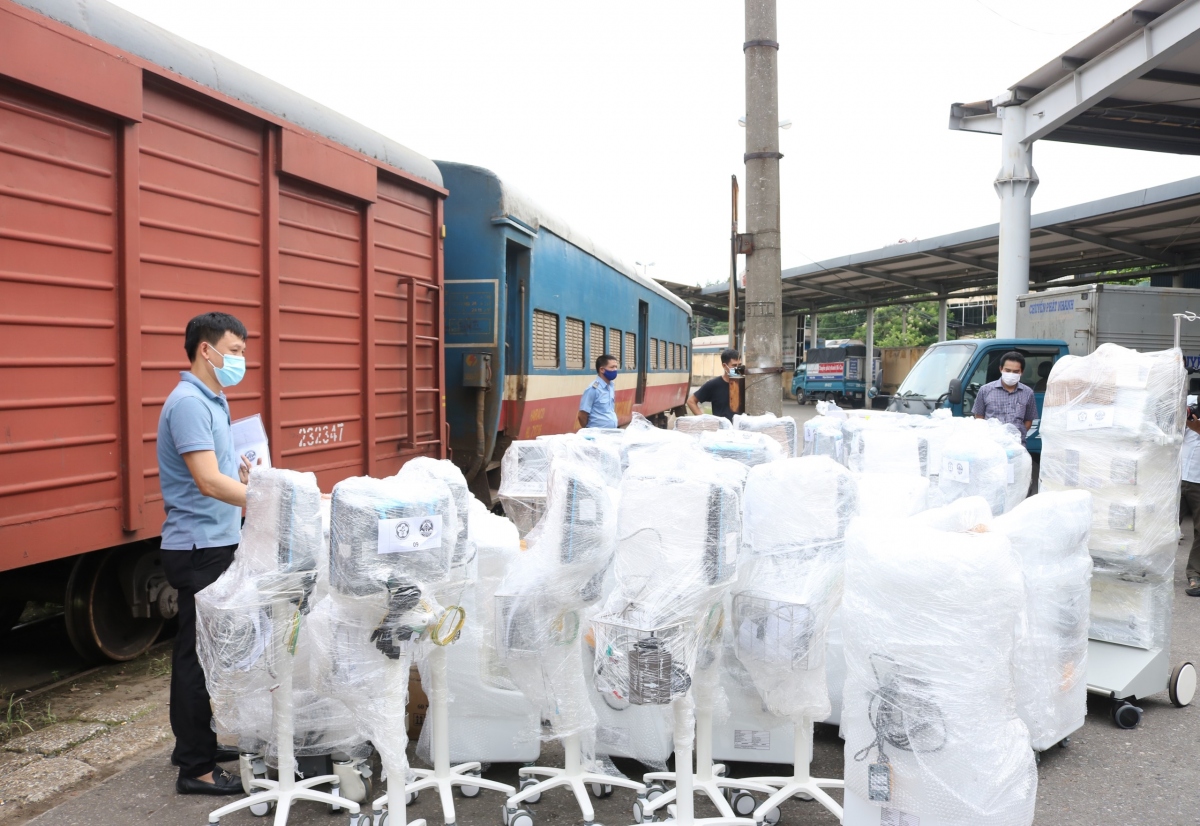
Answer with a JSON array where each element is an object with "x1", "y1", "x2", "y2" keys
[{"x1": 231, "y1": 413, "x2": 271, "y2": 468}]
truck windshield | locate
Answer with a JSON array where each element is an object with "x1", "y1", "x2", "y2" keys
[{"x1": 895, "y1": 342, "x2": 976, "y2": 399}]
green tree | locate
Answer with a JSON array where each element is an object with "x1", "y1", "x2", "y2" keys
[{"x1": 846, "y1": 302, "x2": 940, "y2": 347}]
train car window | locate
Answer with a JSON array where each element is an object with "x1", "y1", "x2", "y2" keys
[
  {"x1": 625, "y1": 332, "x2": 636, "y2": 370},
  {"x1": 659, "y1": 340, "x2": 667, "y2": 371},
  {"x1": 682, "y1": 345, "x2": 688, "y2": 371},
  {"x1": 590, "y1": 323, "x2": 605, "y2": 363},
  {"x1": 651, "y1": 338, "x2": 659, "y2": 370},
  {"x1": 533, "y1": 309, "x2": 560, "y2": 369},
  {"x1": 611, "y1": 328, "x2": 622, "y2": 364},
  {"x1": 566, "y1": 317, "x2": 585, "y2": 370},
  {"x1": 668, "y1": 342, "x2": 674, "y2": 370}
]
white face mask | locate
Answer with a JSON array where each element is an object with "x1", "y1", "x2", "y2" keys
[{"x1": 1000, "y1": 372, "x2": 1021, "y2": 387}]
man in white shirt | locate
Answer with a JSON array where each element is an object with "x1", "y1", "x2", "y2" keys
[{"x1": 1184, "y1": 396, "x2": 1200, "y2": 596}]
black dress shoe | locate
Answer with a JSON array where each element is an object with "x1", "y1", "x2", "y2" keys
[
  {"x1": 176, "y1": 768, "x2": 244, "y2": 796},
  {"x1": 171, "y1": 746, "x2": 240, "y2": 767}
]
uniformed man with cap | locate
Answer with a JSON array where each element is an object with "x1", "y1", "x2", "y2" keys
[{"x1": 578, "y1": 354, "x2": 619, "y2": 429}]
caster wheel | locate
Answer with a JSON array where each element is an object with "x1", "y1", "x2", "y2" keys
[
  {"x1": 713, "y1": 764, "x2": 727, "y2": 778},
  {"x1": 589, "y1": 783, "x2": 614, "y2": 799},
  {"x1": 459, "y1": 771, "x2": 481, "y2": 798},
  {"x1": 1034, "y1": 750, "x2": 1041, "y2": 765},
  {"x1": 519, "y1": 778, "x2": 541, "y2": 804},
  {"x1": 730, "y1": 791, "x2": 757, "y2": 818},
  {"x1": 406, "y1": 789, "x2": 418, "y2": 806},
  {"x1": 1112, "y1": 700, "x2": 1143, "y2": 729},
  {"x1": 633, "y1": 798, "x2": 648, "y2": 823},
  {"x1": 250, "y1": 799, "x2": 271, "y2": 817},
  {"x1": 375, "y1": 812, "x2": 388, "y2": 826},
  {"x1": 1169, "y1": 662, "x2": 1196, "y2": 708},
  {"x1": 1059, "y1": 737, "x2": 1070, "y2": 749},
  {"x1": 646, "y1": 782, "x2": 666, "y2": 802},
  {"x1": 761, "y1": 806, "x2": 781, "y2": 826},
  {"x1": 507, "y1": 808, "x2": 534, "y2": 826}
]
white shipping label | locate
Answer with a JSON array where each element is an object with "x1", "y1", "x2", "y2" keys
[
  {"x1": 378, "y1": 516, "x2": 442, "y2": 554},
  {"x1": 578, "y1": 497, "x2": 597, "y2": 522},
  {"x1": 942, "y1": 456, "x2": 970, "y2": 483},
  {"x1": 725, "y1": 532, "x2": 739, "y2": 564},
  {"x1": 733, "y1": 729, "x2": 771, "y2": 750},
  {"x1": 1007, "y1": 462, "x2": 1015, "y2": 484},
  {"x1": 880, "y1": 809, "x2": 920, "y2": 826},
  {"x1": 1065, "y1": 408, "x2": 1114, "y2": 431}
]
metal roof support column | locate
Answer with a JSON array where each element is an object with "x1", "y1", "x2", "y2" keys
[
  {"x1": 938, "y1": 294, "x2": 948, "y2": 342},
  {"x1": 743, "y1": 0, "x2": 783, "y2": 416},
  {"x1": 809, "y1": 306, "x2": 819, "y2": 351},
  {"x1": 994, "y1": 104, "x2": 1039, "y2": 338},
  {"x1": 864, "y1": 306, "x2": 875, "y2": 387}
]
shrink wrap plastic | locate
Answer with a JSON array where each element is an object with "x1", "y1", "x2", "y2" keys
[
  {"x1": 699, "y1": 429, "x2": 784, "y2": 467},
  {"x1": 499, "y1": 440, "x2": 552, "y2": 537},
  {"x1": 593, "y1": 446, "x2": 743, "y2": 757},
  {"x1": 623, "y1": 413, "x2": 696, "y2": 471},
  {"x1": 993, "y1": 492, "x2": 1092, "y2": 751},
  {"x1": 936, "y1": 420, "x2": 1018, "y2": 516},
  {"x1": 855, "y1": 473, "x2": 929, "y2": 521},
  {"x1": 842, "y1": 518, "x2": 1036, "y2": 826},
  {"x1": 675, "y1": 414, "x2": 732, "y2": 435},
  {"x1": 397, "y1": 457, "x2": 475, "y2": 577},
  {"x1": 735, "y1": 457, "x2": 858, "y2": 723},
  {"x1": 734, "y1": 412, "x2": 798, "y2": 457},
  {"x1": 494, "y1": 442, "x2": 619, "y2": 752},
  {"x1": 802, "y1": 416, "x2": 845, "y2": 462},
  {"x1": 308, "y1": 474, "x2": 455, "y2": 776},
  {"x1": 197, "y1": 468, "x2": 362, "y2": 765},
  {"x1": 1038, "y1": 344, "x2": 1186, "y2": 649},
  {"x1": 909, "y1": 496, "x2": 993, "y2": 533}
]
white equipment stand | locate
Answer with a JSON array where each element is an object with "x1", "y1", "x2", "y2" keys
[
  {"x1": 407, "y1": 644, "x2": 515, "y2": 825},
  {"x1": 370, "y1": 656, "x2": 427, "y2": 826},
  {"x1": 630, "y1": 700, "x2": 754, "y2": 826},
  {"x1": 209, "y1": 598, "x2": 361, "y2": 826},
  {"x1": 739, "y1": 718, "x2": 843, "y2": 825},
  {"x1": 638, "y1": 704, "x2": 774, "y2": 823},
  {"x1": 504, "y1": 731, "x2": 645, "y2": 826}
]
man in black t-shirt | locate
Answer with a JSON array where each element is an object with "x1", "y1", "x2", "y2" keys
[{"x1": 686, "y1": 348, "x2": 742, "y2": 422}]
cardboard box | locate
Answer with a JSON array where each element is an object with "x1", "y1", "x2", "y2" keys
[{"x1": 407, "y1": 664, "x2": 428, "y2": 742}]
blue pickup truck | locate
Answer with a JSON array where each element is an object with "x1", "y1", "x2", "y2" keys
[{"x1": 881, "y1": 338, "x2": 1070, "y2": 454}]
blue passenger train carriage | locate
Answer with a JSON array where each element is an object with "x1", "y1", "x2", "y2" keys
[{"x1": 437, "y1": 162, "x2": 692, "y2": 500}]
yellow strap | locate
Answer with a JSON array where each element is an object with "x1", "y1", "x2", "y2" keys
[{"x1": 431, "y1": 605, "x2": 466, "y2": 646}]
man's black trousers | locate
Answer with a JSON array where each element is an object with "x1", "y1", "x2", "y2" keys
[{"x1": 160, "y1": 544, "x2": 237, "y2": 779}]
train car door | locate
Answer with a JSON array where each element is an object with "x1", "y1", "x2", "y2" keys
[
  {"x1": 504, "y1": 239, "x2": 530, "y2": 434},
  {"x1": 637, "y1": 300, "x2": 649, "y2": 404}
]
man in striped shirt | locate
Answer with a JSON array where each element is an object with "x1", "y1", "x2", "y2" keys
[{"x1": 971, "y1": 351, "x2": 1038, "y2": 444}]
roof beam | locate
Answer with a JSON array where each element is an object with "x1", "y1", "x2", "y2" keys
[
  {"x1": 923, "y1": 249, "x2": 997, "y2": 272},
  {"x1": 1018, "y1": 0, "x2": 1200, "y2": 144},
  {"x1": 1042, "y1": 224, "x2": 1182, "y2": 265},
  {"x1": 1142, "y1": 67, "x2": 1200, "y2": 87},
  {"x1": 780, "y1": 276, "x2": 871, "y2": 304},
  {"x1": 837, "y1": 264, "x2": 941, "y2": 293}
]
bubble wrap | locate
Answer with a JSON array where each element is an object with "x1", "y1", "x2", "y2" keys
[
  {"x1": 196, "y1": 468, "x2": 362, "y2": 765},
  {"x1": 495, "y1": 443, "x2": 619, "y2": 746},
  {"x1": 675, "y1": 414, "x2": 732, "y2": 435},
  {"x1": 309, "y1": 474, "x2": 454, "y2": 776},
  {"x1": 734, "y1": 457, "x2": 858, "y2": 723},
  {"x1": 993, "y1": 491, "x2": 1092, "y2": 752},
  {"x1": 842, "y1": 517, "x2": 1036, "y2": 826},
  {"x1": 592, "y1": 447, "x2": 743, "y2": 757},
  {"x1": 499, "y1": 440, "x2": 552, "y2": 537},
  {"x1": 1039, "y1": 344, "x2": 1186, "y2": 650},
  {"x1": 734, "y1": 412, "x2": 798, "y2": 457},
  {"x1": 698, "y1": 429, "x2": 784, "y2": 467}
]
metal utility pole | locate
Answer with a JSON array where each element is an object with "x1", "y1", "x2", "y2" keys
[
  {"x1": 728, "y1": 175, "x2": 739, "y2": 351},
  {"x1": 743, "y1": 0, "x2": 783, "y2": 416}
]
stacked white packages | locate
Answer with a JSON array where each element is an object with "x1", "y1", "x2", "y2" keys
[
  {"x1": 734, "y1": 457, "x2": 858, "y2": 723},
  {"x1": 734, "y1": 412, "x2": 799, "y2": 457},
  {"x1": 196, "y1": 468, "x2": 361, "y2": 765},
  {"x1": 675, "y1": 414, "x2": 732, "y2": 435},
  {"x1": 993, "y1": 491, "x2": 1093, "y2": 751},
  {"x1": 1039, "y1": 344, "x2": 1187, "y2": 650},
  {"x1": 307, "y1": 474, "x2": 455, "y2": 791},
  {"x1": 842, "y1": 515, "x2": 1036, "y2": 826}
]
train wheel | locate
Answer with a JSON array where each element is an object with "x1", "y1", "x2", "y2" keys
[{"x1": 64, "y1": 549, "x2": 163, "y2": 663}]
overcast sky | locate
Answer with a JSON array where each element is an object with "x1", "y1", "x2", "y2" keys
[{"x1": 107, "y1": 0, "x2": 1200, "y2": 287}]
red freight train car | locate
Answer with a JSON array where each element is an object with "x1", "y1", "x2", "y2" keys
[{"x1": 0, "y1": 0, "x2": 448, "y2": 660}]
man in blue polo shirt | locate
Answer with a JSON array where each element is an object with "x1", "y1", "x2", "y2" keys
[
  {"x1": 157, "y1": 312, "x2": 256, "y2": 795},
  {"x1": 578, "y1": 353, "x2": 619, "y2": 429}
]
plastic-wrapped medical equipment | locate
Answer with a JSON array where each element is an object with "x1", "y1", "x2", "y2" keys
[
  {"x1": 855, "y1": 473, "x2": 930, "y2": 521},
  {"x1": 415, "y1": 498, "x2": 540, "y2": 764},
  {"x1": 734, "y1": 412, "x2": 798, "y2": 458},
  {"x1": 844, "y1": 424, "x2": 928, "y2": 477},
  {"x1": 993, "y1": 491, "x2": 1092, "y2": 752},
  {"x1": 197, "y1": 468, "x2": 361, "y2": 765},
  {"x1": 936, "y1": 420, "x2": 1013, "y2": 516},
  {"x1": 698, "y1": 428, "x2": 783, "y2": 467},
  {"x1": 396, "y1": 456, "x2": 474, "y2": 574},
  {"x1": 802, "y1": 414, "x2": 845, "y2": 462},
  {"x1": 909, "y1": 496, "x2": 993, "y2": 533},
  {"x1": 499, "y1": 440, "x2": 552, "y2": 537},
  {"x1": 309, "y1": 473, "x2": 455, "y2": 782},
  {"x1": 735, "y1": 457, "x2": 858, "y2": 723},
  {"x1": 622, "y1": 413, "x2": 697, "y2": 472},
  {"x1": 593, "y1": 447, "x2": 742, "y2": 743},
  {"x1": 842, "y1": 517, "x2": 1036, "y2": 826},
  {"x1": 675, "y1": 414, "x2": 732, "y2": 435},
  {"x1": 1039, "y1": 344, "x2": 1186, "y2": 651},
  {"x1": 495, "y1": 444, "x2": 618, "y2": 744}
]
